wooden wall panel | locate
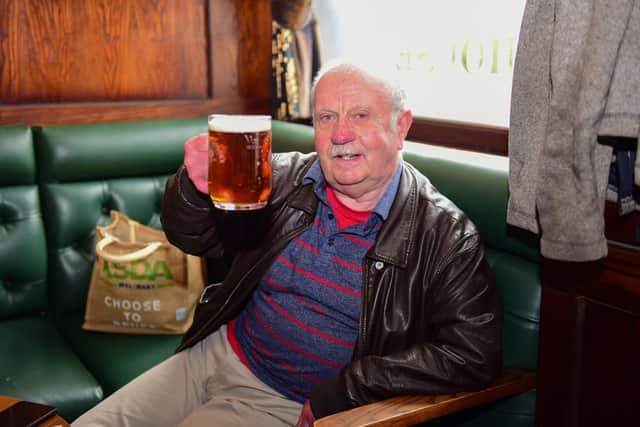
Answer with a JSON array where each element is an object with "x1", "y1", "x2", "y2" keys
[
  {"x1": 210, "y1": 0, "x2": 271, "y2": 99},
  {"x1": 578, "y1": 300, "x2": 640, "y2": 426},
  {"x1": 0, "y1": 0, "x2": 208, "y2": 103},
  {"x1": 0, "y1": 0, "x2": 272, "y2": 125},
  {"x1": 537, "y1": 252, "x2": 640, "y2": 426}
]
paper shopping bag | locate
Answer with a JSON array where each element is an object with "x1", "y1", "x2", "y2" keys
[{"x1": 83, "y1": 210, "x2": 205, "y2": 334}]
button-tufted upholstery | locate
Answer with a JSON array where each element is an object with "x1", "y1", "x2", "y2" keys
[
  {"x1": 0, "y1": 125, "x2": 102, "y2": 420},
  {"x1": 0, "y1": 126, "x2": 46, "y2": 318},
  {"x1": 0, "y1": 118, "x2": 540, "y2": 426},
  {"x1": 34, "y1": 118, "x2": 208, "y2": 404},
  {"x1": 1, "y1": 119, "x2": 208, "y2": 421},
  {"x1": 34, "y1": 119, "x2": 206, "y2": 315}
]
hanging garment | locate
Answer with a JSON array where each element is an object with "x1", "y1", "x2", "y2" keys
[
  {"x1": 599, "y1": 0, "x2": 640, "y2": 196},
  {"x1": 602, "y1": 143, "x2": 638, "y2": 216},
  {"x1": 508, "y1": 0, "x2": 639, "y2": 261}
]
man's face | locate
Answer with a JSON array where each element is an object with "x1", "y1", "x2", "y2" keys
[{"x1": 313, "y1": 71, "x2": 410, "y2": 205}]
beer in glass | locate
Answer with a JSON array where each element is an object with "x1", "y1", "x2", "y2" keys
[{"x1": 207, "y1": 114, "x2": 272, "y2": 210}]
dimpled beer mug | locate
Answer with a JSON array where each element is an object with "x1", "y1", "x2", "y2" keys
[{"x1": 207, "y1": 114, "x2": 272, "y2": 210}]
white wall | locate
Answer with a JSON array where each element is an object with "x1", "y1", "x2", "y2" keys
[{"x1": 312, "y1": 0, "x2": 526, "y2": 127}]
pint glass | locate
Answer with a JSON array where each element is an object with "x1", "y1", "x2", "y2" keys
[{"x1": 207, "y1": 114, "x2": 272, "y2": 210}]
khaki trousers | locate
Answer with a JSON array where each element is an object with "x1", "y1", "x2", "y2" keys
[{"x1": 72, "y1": 326, "x2": 302, "y2": 427}]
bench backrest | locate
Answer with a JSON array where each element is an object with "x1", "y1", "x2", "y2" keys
[
  {"x1": 0, "y1": 126, "x2": 48, "y2": 320},
  {"x1": 33, "y1": 118, "x2": 207, "y2": 313},
  {"x1": 2, "y1": 118, "x2": 539, "y2": 374}
]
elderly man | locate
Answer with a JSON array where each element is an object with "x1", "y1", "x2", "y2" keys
[{"x1": 73, "y1": 60, "x2": 502, "y2": 427}]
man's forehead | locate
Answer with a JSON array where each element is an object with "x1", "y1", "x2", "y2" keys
[
  {"x1": 318, "y1": 70, "x2": 377, "y2": 89},
  {"x1": 316, "y1": 73, "x2": 387, "y2": 104}
]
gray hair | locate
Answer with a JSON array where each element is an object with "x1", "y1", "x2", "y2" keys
[{"x1": 310, "y1": 59, "x2": 407, "y2": 131}]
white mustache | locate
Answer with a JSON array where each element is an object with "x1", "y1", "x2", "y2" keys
[{"x1": 330, "y1": 145, "x2": 361, "y2": 157}]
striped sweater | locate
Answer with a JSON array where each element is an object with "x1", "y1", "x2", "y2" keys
[{"x1": 228, "y1": 161, "x2": 401, "y2": 402}]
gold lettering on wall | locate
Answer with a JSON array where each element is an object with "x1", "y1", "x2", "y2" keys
[{"x1": 396, "y1": 36, "x2": 516, "y2": 75}]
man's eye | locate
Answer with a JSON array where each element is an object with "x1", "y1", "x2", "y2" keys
[
  {"x1": 318, "y1": 114, "x2": 334, "y2": 122},
  {"x1": 354, "y1": 113, "x2": 368, "y2": 120}
]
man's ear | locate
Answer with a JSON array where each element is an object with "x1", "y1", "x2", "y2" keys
[{"x1": 396, "y1": 109, "x2": 413, "y2": 142}]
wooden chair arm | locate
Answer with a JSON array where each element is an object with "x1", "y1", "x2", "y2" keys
[{"x1": 313, "y1": 368, "x2": 536, "y2": 427}]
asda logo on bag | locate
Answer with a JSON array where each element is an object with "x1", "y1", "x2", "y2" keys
[{"x1": 100, "y1": 260, "x2": 174, "y2": 288}]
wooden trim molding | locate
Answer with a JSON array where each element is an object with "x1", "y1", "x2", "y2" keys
[
  {"x1": 407, "y1": 117, "x2": 508, "y2": 156},
  {"x1": 0, "y1": 98, "x2": 271, "y2": 126},
  {"x1": 606, "y1": 244, "x2": 640, "y2": 278}
]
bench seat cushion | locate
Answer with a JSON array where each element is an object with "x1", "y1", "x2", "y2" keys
[
  {"x1": 56, "y1": 312, "x2": 182, "y2": 396},
  {"x1": 0, "y1": 316, "x2": 102, "y2": 421},
  {"x1": 486, "y1": 249, "x2": 540, "y2": 370}
]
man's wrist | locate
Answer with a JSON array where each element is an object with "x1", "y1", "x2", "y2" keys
[{"x1": 177, "y1": 165, "x2": 213, "y2": 209}]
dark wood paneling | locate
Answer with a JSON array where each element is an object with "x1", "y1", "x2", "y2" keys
[
  {"x1": 606, "y1": 244, "x2": 640, "y2": 278},
  {"x1": 209, "y1": 0, "x2": 271, "y2": 99},
  {"x1": 538, "y1": 247, "x2": 640, "y2": 427},
  {"x1": 0, "y1": 0, "x2": 272, "y2": 125},
  {"x1": 578, "y1": 300, "x2": 640, "y2": 426},
  {"x1": 534, "y1": 287, "x2": 580, "y2": 427},
  {"x1": 0, "y1": 0, "x2": 209, "y2": 103},
  {"x1": 604, "y1": 201, "x2": 640, "y2": 248},
  {"x1": 581, "y1": 265, "x2": 640, "y2": 314}
]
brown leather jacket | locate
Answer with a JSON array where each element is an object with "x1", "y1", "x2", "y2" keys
[{"x1": 161, "y1": 151, "x2": 502, "y2": 419}]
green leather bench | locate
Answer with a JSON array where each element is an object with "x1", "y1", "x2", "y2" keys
[
  {"x1": 0, "y1": 119, "x2": 206, "y2": 420},
  {"x1": 0, "y1": 125, "x2": 102, "y2": 420},
  {"x1": 0, "y1": 118, "x2": 540, "y2": 425}
]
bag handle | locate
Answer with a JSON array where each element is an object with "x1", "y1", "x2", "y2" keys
[{"x1": 96, "y1": 233, "x2": 164, "y2": 263}]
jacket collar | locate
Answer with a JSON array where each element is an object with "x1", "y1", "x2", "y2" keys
[
  {"x1": 302, "y1": 159, "x2": 403, "y2": 221},
  {"x1": 370, "y1": 163, "x2": 418, "y2": 268},
  {"x1": 289, "y1": 156, "x2": 418, "y2": 269}
]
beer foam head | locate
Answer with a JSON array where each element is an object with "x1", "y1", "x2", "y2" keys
[{"x1": 209, "y1": 115, "x2": 271, "y2": 133}]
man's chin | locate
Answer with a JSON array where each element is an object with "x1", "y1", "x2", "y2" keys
[
  {"x1": 331, "y1": 179, "x2": 371, "y2": 197},
  {"x1": 331, "y1": 175, "x2": 365, "y2": 188}
]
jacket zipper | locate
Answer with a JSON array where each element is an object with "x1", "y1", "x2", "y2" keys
[{"x1": 353, "y1": 258, "x2": 372, "y2": 361}]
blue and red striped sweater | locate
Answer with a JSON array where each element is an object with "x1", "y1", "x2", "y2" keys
[{"x1": 228, "y1": 161, "x2": 401, "y2": 403}]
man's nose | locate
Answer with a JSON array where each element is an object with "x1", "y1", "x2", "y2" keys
[{"x1": 331, "y1": 118, "x2": 355, "y2": 144}]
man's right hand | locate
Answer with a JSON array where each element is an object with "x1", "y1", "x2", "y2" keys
[{"x1": 183, "y1": 134, "x2": 209, "y2": 194}]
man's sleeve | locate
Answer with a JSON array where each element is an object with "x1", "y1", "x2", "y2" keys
[{"x1": 161, "y1": 165, "x2": 226, "y2": 258}]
